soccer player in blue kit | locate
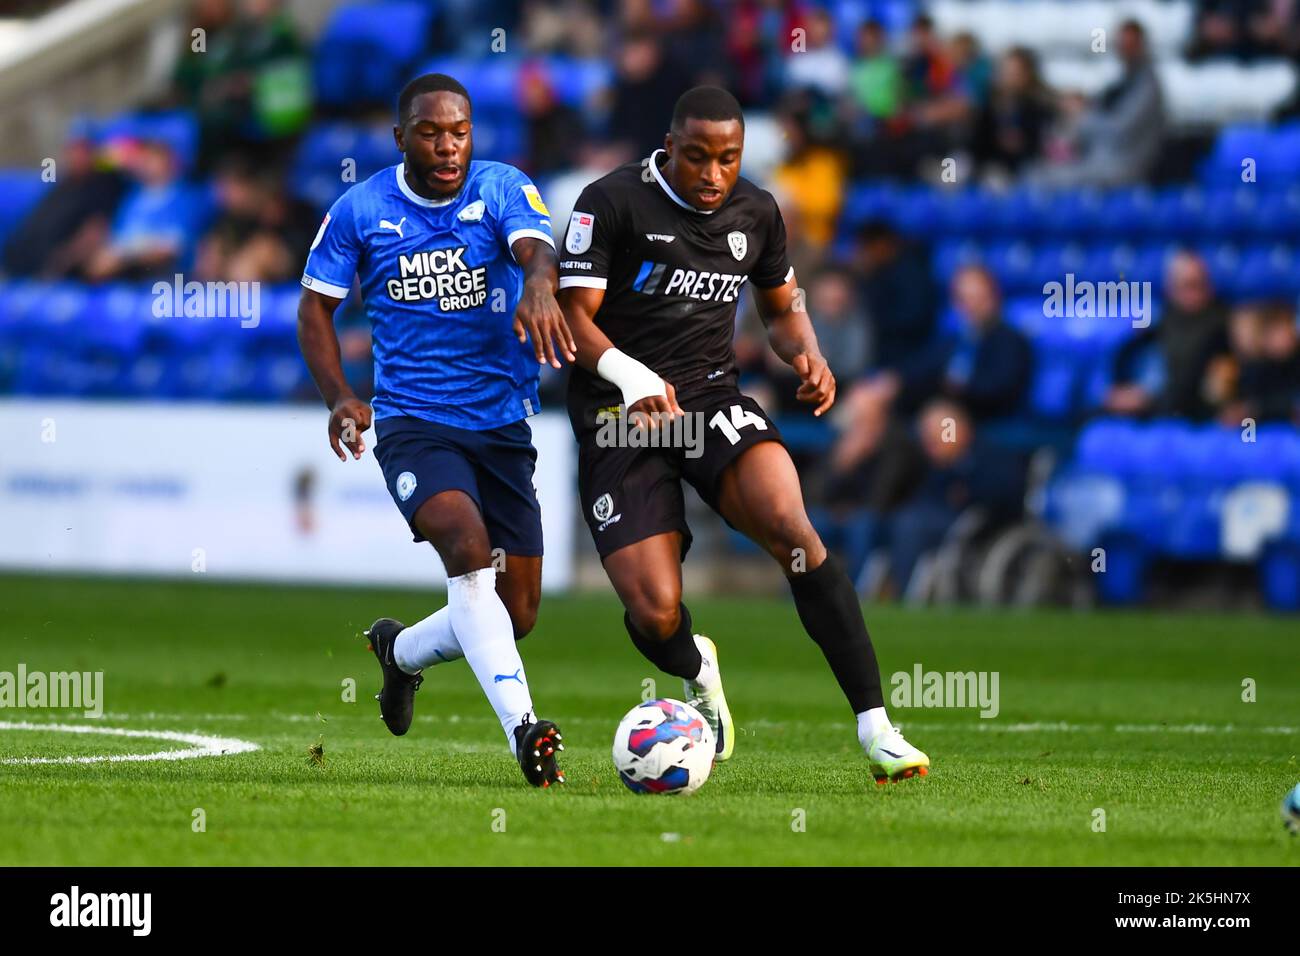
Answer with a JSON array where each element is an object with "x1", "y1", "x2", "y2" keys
[{"x1": 297, "y1": 74, "x2": 574, "y2": 788}]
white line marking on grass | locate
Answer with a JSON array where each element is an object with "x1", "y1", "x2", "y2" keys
[
  {"x1": 967, "y1": 721, "x2": 1296, "y2": 735},
  {"x1": 0, "y1": 721, "x2": 261, "y2": 765}
]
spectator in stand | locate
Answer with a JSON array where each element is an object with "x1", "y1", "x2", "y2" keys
[
  {"x1": 950, "y1": 32, "x2": 993, "y2": 106},
  {"x1": 901, "y1": 14, "x2": 955, "y2": 106},
  {"x1": 1207, "y1": 301, "x2": 1300, "y2": 425},
  {"x1": 171, "y1": 0, "x2": 237, "y2": 109},
  {"x1": 83, "y1": 137, "x2": 211, "y2": 281},
  {"x1": 194, "y1": 158, "x2": 318, "y2": 283},
  {"x1": 726, "y1": 0, "x2": 807, "y2": 107},
  {"x1": 785, "y1": 6, "x2": 851, "y2": 98},
  {"x1": 519, "y1": 62, "x2": 585, "y2": 177},
  {"x1": 810, "y1": 266, "x2": 873, "y2": 384},
  {"x1": 770, "y1": 104, "x2": 846, "y2": 250},
  {"x1": 2, "y1": 132, "x2": 129, "y2": 279},
  {"x1": 1104, "y1": 251, "x2": 1230, "y2": 420},
  {"x1": 1188, "y1": 0, "x2": 1300, "y2": 61},
  {"x1": 606, "y1": 30, "x2": 692, "y2": 161},
  {"x1": 904, "y1": 30, "x2": 990, "y2": 166},
  {"x1": 661, "y1": 0, "x2": 733, "y2": 89},
  {"x1": 1030, "y1": 18, "x2": 1164, "y2": 187},
  {"x1": 848, "y1": 18, "x2": 902, "y2": 121},
  {"x1": 879, "y1": 399, "x2": 1028, "y2": 596},
  {"x1": 519, "y1": 0, "x2": 603, "y2": 58},
  {"x1": 972, "y1": 46, "x2": 1055, "y2": 181},
  {"x1": 851, "y1": 220, "x2": 937, "y2": 372},
  {"x1": 892, "y1": 263, "x2": 1032, "y2": 418},
  {"x1": 756, "y1": 266, "x2": 873, "y2": 418},
  {"x1": 829, "y1": 264, "x2": 1030, "y2": 493},
  {"x1": 170, "y1": 0, "x2": 310, "y2": 170}
]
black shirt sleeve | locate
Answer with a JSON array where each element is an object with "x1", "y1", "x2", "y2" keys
[
  {"x1": 558, "y1": 180, "x2": 621, "y2": 292},
  {"x1": 749, "y1": 192, "x2": 794, "y2": 289}
]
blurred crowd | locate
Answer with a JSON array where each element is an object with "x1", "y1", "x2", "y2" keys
[{"x1": 4, "y1": 0, "x2": 1300, "y2": 597}]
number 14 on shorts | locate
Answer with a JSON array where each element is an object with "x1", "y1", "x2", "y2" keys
[{"x1": 708, "y1": 403, "x2": 768, "y2": 445}]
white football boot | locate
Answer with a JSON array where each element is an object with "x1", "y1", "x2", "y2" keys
[
  {"x1": 683, "y1": 634, "x2": 734, "y2": 761},
  {"x1": 866, "y1": 726, "x2": 930, "y2": 783}
]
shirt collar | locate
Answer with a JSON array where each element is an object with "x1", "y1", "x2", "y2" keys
[
  {"x1": 395, "y1": 163, "x2": 459, "y2": 208},
  {"x1": 649, "y1": 149, "x2": 714, "y2": 215}
]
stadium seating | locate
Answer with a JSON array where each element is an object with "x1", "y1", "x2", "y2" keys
[
  {"x1": 314, "y1": 1, "x2": 437, "y2": 108},
  {"x1": 0, "y1": 168, "x2": 50, "y2": 248},
  {"x1": 1044, "y1": 420, "x2": 1300, "y2": 608}
]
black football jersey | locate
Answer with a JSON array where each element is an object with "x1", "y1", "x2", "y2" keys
[{"x1": 559, "y1": 149, "x2": 793, "y2": 415}]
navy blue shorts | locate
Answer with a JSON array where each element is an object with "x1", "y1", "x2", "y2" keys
[{"x1": 373, "y1": 415, "x2": 543, "y2": 556}]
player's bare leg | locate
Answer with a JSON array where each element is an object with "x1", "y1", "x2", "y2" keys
[
  {"x1": 603, "y1": 531, "x2": 734, "y2": 759},
  {"x1": 716, "y1": 441, "x2": 929, "y2": 783},
  {"x1": 368, "y1": 490, "x2": 563, "y2": 786},
  {"x1": 496, "y1": 553, "x2": 541, "y2": 641}
]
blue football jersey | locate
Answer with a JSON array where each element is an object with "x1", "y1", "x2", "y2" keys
[{"x1": 301, "y1": 161, "x2": 556, "y2": 429}]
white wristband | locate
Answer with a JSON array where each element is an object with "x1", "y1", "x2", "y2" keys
[{"x1": 595, "y1": 347, "x2": 666, "y2": 408}]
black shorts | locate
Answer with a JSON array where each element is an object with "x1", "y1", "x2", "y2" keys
[{"x1": 571, "y1": 387, "x2": 783, "y2": 560}]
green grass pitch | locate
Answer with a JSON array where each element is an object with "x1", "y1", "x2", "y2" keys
[{"x1": 0, "y1": 573, "x2": 1296, "y2": 866}]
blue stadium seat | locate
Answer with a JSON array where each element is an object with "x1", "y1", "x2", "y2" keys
[
  {"x1": 1149, "y1": 185, "x2": 1208, "y2": 237},
  {"x1": 290, "y1": 123, "x2": 396, "y2": 210},
  {"x1": 1035, "y1": 188, "x2": 1105, "y2": 239},
  {"x1": 315, "y1": 2, "x2": 435, "y2": 107},
  {"x1": 1235, "y1": 244, "x2": 1300, "y2": 298},
  {"x1": 1253, "y1": 185, "x2": 1300, "y2": 238},
  {"x1": 0, "y1": 170, "x2": 51, "y2": 246},
  {"x1": 932, "y1": 188, "x2": 998, "y2": 237},
  {"x1": 544, "y1": 58, "x2": 614, "y2": 108},
  {"x1": 1259, "y1": 541, "x2": 1300, "y2": 610},
  {"x1": 1097, "y1": 188, "x2": 1157, "y2": 240},
  {"x1": 840, "y1": 182, "x2": 895, "y2": 228},
  {"x1": 1200, "y1": 124, "x2": 1275, "y2": 185},
  {"x1": 418, "y1": 57, "x2": 518, "y2": 112}
]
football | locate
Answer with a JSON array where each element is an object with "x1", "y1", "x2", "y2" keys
[
  {"x1": 612, "y1": 698, "x2": 715, "y2": 795},
  {"x1": 1283, "y1": 783, "x2": 1300, "y2": 835}
]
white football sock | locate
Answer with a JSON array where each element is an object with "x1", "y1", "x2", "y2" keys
[
  {"x1": 689, "y1": 636, "x2": 722, "y2": 693},
  {"x1": 857, "y1": 707, "x2": 894, "y2": 749},
  {"x1": 447, "y1": 567, "x2": 534, "y2": 749},
  {"x1": 393, "y1": 606, "x2": 463, "y2": 674}
]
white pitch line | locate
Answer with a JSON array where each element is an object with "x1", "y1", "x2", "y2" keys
[
  {"x1": 0, "y1": 721, "x2": 260, "y2": 765},
  {"x1": 969, "y1": 721, "x2": 1296, "y2": 735}
]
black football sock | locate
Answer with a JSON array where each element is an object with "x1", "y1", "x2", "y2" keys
[
  {"x1": 788, "y1": 554, "x2": 885, "y2": 713},
  {"x1": 623, "y1": 603, "x2": 701, "y2": 681}
]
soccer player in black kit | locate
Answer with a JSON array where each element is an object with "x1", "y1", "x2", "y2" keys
[{"x1": 557, "y1": 87, "x2": 929, "y2": 783}]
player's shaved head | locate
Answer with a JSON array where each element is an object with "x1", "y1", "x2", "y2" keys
[
  {"x1": 663, "y1": 87, "x2": 744, "y2": 212},
  {"x1": 397, "y1": 73, "x2": 471, "y2": 126},
  {"x1": 394, "y1": 73, "x2": 473, "y2": 200},
  {"x1": 670, "y1": 86, "x2": 744, "y2": 134}
]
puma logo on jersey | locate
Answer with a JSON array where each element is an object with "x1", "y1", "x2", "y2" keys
[
  {"x1": 379, "y1": 217, "x2": 406, "y2": 238},
  {"x1": 646, "y1": 233, "x2": 675, "y2": 243}
]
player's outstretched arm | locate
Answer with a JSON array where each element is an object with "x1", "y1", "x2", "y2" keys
[
  {"x1": 297, "y1": 287, "x2": 371, "y2": 461},
  {"x1": 558, "y1": 284, "x2": 684, "y2": 427},
  {"x1": 511, "y1": 237, "x2": 575, "y2": 369},
  {"x1": 753, "y1": 278, "x2": 836, "y2": 417}
]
